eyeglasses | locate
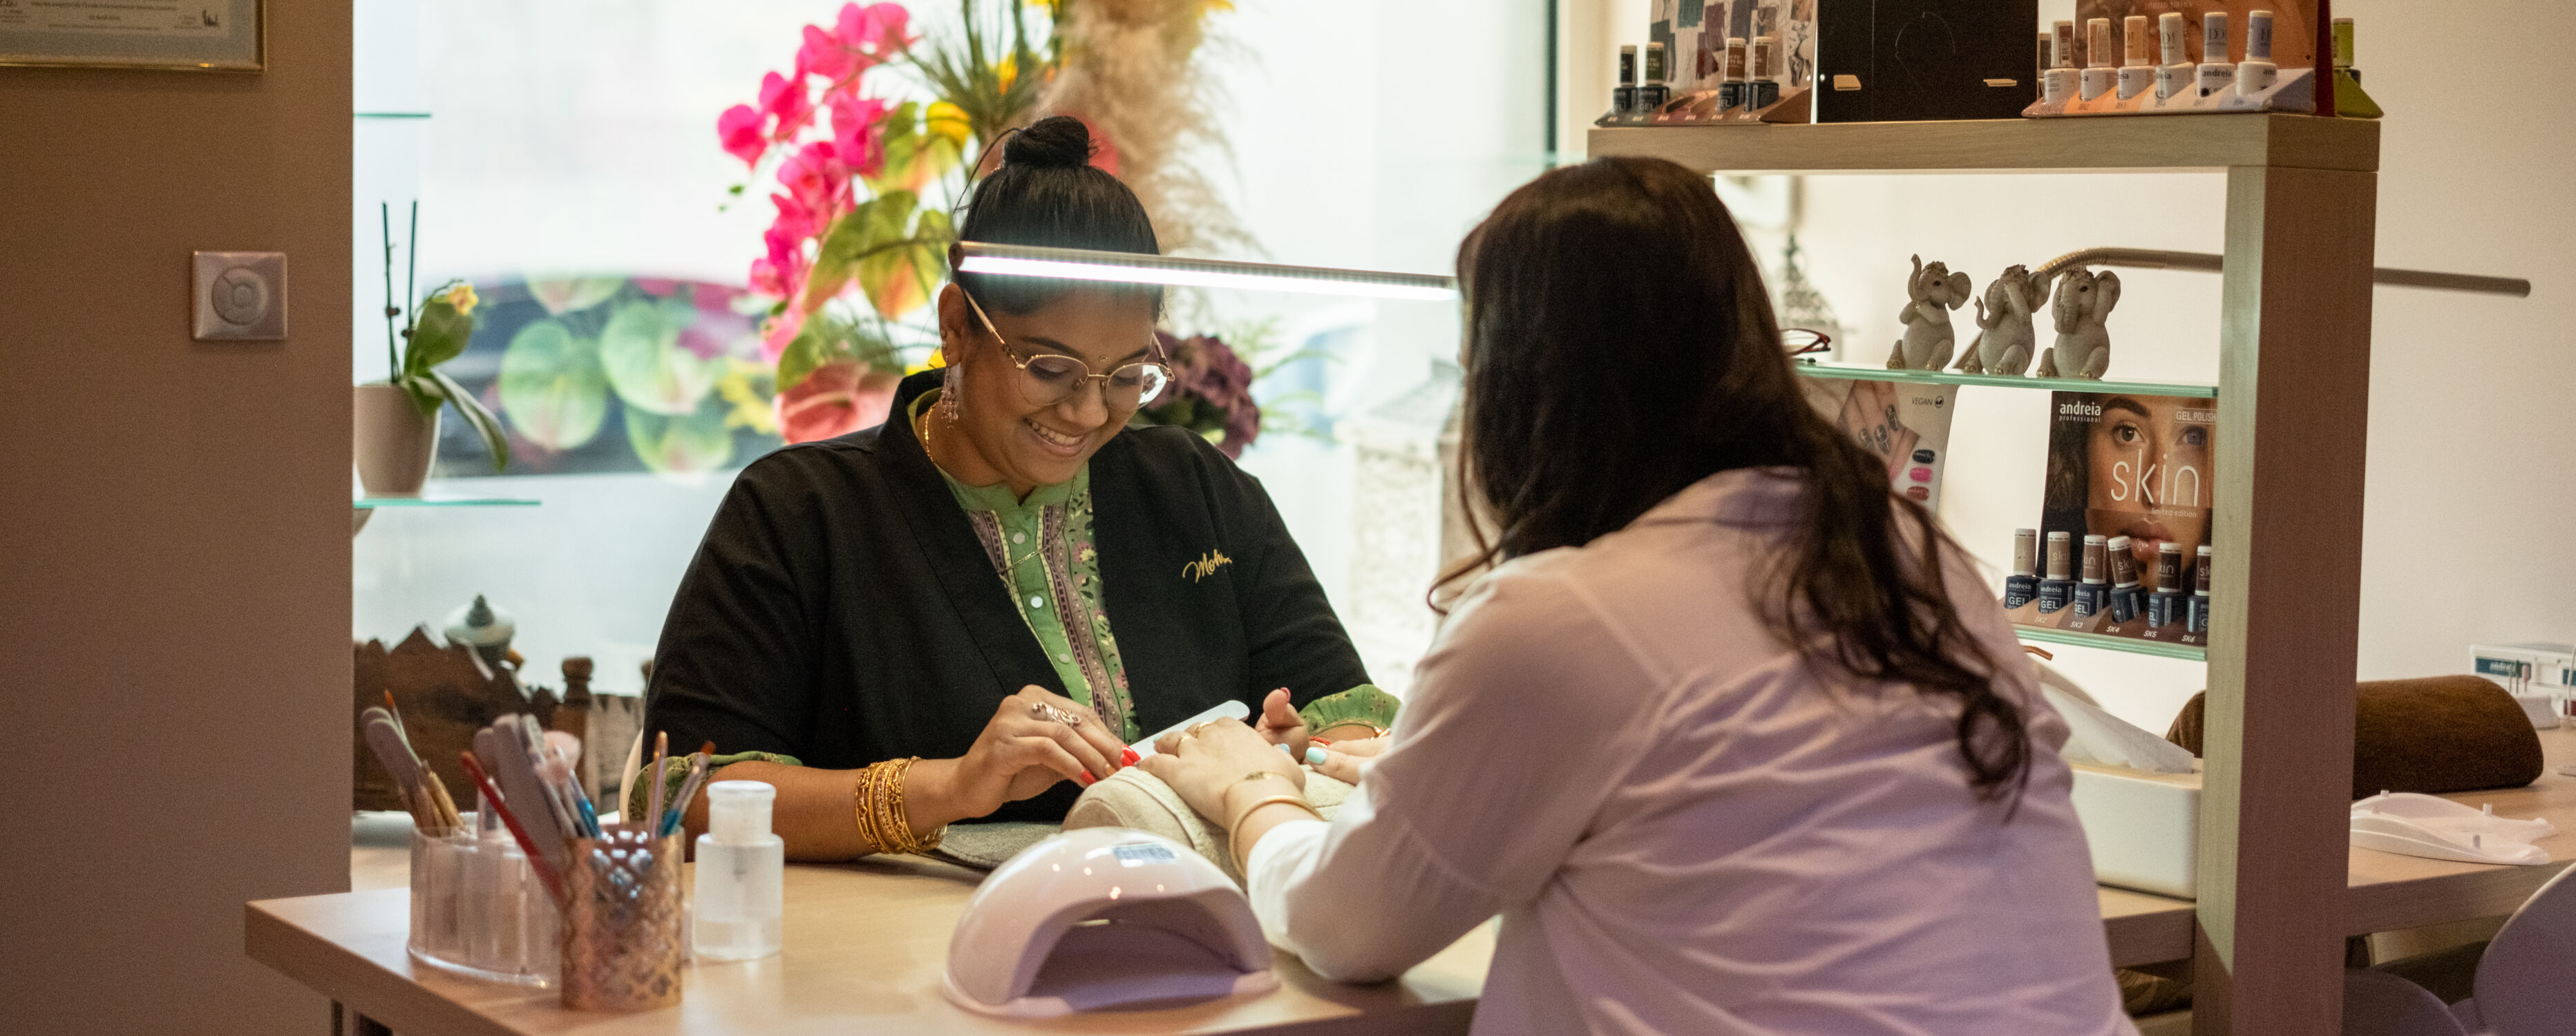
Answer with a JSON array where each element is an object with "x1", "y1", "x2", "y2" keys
[
  {"x1": 962, "y1": 291, "x2": 1173, "y2": 410},
  {"x1": 1782, "y1": 328, "x2": 1832, "y2": 358}
]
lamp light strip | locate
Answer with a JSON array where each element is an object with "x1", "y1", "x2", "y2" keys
[{"x1": 955, "y1": 242, "x2": 1459, "y2": 302}]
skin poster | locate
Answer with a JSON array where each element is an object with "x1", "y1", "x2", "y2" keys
[
  {"x1": 2006, "y1": 390, "x2": 2217, "y2": 646},
  {"x1": 1799, "y1": 376, "x2": 1958, "y2": 508}
]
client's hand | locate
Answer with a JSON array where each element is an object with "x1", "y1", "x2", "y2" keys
[
  {"x1": 915, "y1": 686, "x2": 1129, "y2": 824},
  {"x1": 1139, "y1": 716, "x2": 1305, "y2": 825},
  {"x1": 1307, "y1": 736, "x2": 1388, "y2": 785},
  {"x1": 1251, "y1": 688, "x2": 1310, "y2": 758}
]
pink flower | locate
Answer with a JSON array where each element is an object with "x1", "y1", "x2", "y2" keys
[
  {"x1": 750, "y1": 224, "x2": 809, "y2": 299},
  {"x1": 778, "y1": 141, "x2": 850, "y2": 214},
  {"x1": 756, "y1": 70, "x2": 815, "y2": 140},
  {"x1": 828, "y1": 94, "x2": 893, "y2": 176},
  {"x1": 717, "y1": 104, "x2": 768, "y2": 165},
  {"x1": 801, "y1": 3, "x2": 912, "y2": 82}
]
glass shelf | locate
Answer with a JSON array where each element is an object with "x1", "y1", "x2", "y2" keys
[
  {"x1": 353, "y1": 496, "x2": 540, "y2": 509},
  {"x1": 354, "y1": 112, "x2": 431, "y2": 119},
  {"x1": 2015, "y1": 624, "x2": 2208, "y2": 661},
  {"x1": 1793, "y1": 361, "x2": 2217, "y2": 399}
]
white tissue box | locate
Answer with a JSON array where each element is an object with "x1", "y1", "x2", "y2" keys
[{"x1": 2068, "y1": 763, "x2": 2202, "y2": 899}]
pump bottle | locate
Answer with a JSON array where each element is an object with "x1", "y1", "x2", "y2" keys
[{"x1": 694, "y1": 780, "x2": 784, "y2": 961}]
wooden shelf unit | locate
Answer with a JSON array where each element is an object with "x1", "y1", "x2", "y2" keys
[{"x1": 1591, "y1": 114, "x2": 2380, "y2": 1036}]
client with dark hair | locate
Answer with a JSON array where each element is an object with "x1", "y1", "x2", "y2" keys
[
  {"x1": 1142, "y1": 157, "x2": 2136, "y2": 1034},
  {"x1": 642, "y1": 117, "x2": 1388, "y2": 856}
]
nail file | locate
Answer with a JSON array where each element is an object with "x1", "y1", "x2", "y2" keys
[
  {"x1": 477, "y1": 725, "x2": 570, "y2": 874},
  {"x1": 362, "y1": 713, "x2": 425, "y2": 821},
  {"x1": 1128, "y1": 699, "x2": 1253, "y2": 760}
]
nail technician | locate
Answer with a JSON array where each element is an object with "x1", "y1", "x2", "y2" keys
[
  {"x1": 1144, "y1": 159, "x2": 2134, "y2": 1035},
  {"x1": 639, "y1": 117, "x2": 1394, "y2": 856}
]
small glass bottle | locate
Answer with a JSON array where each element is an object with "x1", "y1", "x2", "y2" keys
[{"x1": 692, "y1": 780, "x2": 784, "y2": 961}]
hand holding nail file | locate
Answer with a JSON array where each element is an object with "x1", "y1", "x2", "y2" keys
[{"x1": 1129, "y1": 700, "x2": 1253, "y2": 760}]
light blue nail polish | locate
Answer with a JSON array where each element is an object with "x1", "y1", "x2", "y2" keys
[
  {"x1": 1276, "y1": 742, "x2": 1293, "y2": 754},
  {"x1": 1305, "y1": 747, "x2": 1328, "y2": 766}
]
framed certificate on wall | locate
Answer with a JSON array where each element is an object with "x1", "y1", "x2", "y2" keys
[{"x1": 0, "y1": 0, "x2": 263, "y2": 72}]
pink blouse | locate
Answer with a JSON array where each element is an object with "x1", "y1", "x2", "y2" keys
[{"x1": 1247, "y1": 468, "x2": 2137, "y2": 1036}]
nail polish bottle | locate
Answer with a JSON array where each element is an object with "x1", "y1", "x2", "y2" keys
[
  {"x1": 2330, "y1": 17, "x2": 2383, "y2": 119},
  {"x1": 2117, "y1": 15, "x2": 2154, "y2": 100},
  {"x1": 2043, "y1": 21, "x2": 2081, "y2": 105},
  {"x1": 2074, "y1": 534, "x2": 2110, "y2": 617},
  {"x1": 2081, "y1": 19, "x2": 2116, "y2": 101},
  {"x1": 2148, "y1": 542, "x2": 2186, "y2": 626},
  {"x1": 1719, "y1": 36, "x2": 1747, "y2": 110},
  {"x1": 1642, "y1": 41, "x2": 1671, "y2": 112},
  {"x1": 2003, "y1": 528, "x2": 2040, "y2": 609},
  {"x1": 2154, "y1": 12, "x2": 2192, "y2": 102},
  {"x1": 1616, "y1": 45, "x2": 1638, "y2": 115},
  {"x1": 2236, "y1": 10, "x2": 2277, "y2": 96},
  {"x1": 2197, "y1": 12, "x2": 2235, "y2": 98},
  {"x1": 2186, "y1": 546, "x2": 2213, "y2": 634},
  {"x1": 1748, "y1": 36, "x2": 1781, "y2": 109},
  {"x1": 2106, "y1": 535, "x2": 2142, "y2": 623},
  {"x1": 2037, "y1": 531, "x2": 2075, "y2": 614}
]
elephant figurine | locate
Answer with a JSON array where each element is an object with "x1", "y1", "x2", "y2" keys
[
  {"x1": 1954, "y1": 264, "x2": 2039, "y2": 376},
  {"x1": 2035, "y1": 268, "x2": 2121, "y2": 380},
  {"x1": 1888, "y1": 254, "x2": 1971, "y2": 370}
]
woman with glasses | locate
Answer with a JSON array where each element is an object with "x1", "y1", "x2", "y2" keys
[
  {"x1": 1141, "y1": 157, "x2": 2133, "y2": 1034},
  {"x1": 641, "y1": 117, "x2": 1388, "y2": 856}
]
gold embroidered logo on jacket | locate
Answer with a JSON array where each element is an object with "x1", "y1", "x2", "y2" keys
[{"x1": 1182, "y1": 549, "x2": 1233, "y2": 582}]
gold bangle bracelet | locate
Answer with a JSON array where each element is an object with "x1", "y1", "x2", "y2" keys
[
  {"x1": 851, "y1": 757, "x2": 943, "y2": 857},
  {"x1": 1226, "y1": 793, "x2": 1323, "y2": 877}
]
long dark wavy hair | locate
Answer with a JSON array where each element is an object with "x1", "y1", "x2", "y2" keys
[{"x1": 1437, "y1": 157, "x2": 2032, "y2": 804}]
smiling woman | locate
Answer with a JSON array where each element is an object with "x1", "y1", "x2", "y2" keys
[{"x1": 638, "y1": 117, "x2": 1397, "y2": 860}]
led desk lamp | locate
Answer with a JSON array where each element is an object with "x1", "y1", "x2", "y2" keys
[{"x1": 954, "y1": 241, "x2": 1459, "y2": 301}]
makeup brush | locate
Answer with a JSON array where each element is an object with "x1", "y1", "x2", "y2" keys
[
  {"x1": 645, "y1": 731, "x2": 670, "y2": 838},
  {"x1": 658, "y1": 742, "x2": 718, "y2": 838}
]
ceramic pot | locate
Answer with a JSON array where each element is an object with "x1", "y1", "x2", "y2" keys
[{"x1": 354, "y1": 383, "x2": 440, "y2": 498}]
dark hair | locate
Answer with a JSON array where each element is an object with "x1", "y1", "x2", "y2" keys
[
  {"x1": 1439, "y1": 156, "x2": 2032, "y2": 805},
  {"x1": 952, "y1": 115, "x2": 1162, "y2": 316}
]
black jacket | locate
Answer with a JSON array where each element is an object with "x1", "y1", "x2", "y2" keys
[{"x1": 643, "y1": 370, "x2": 1370, "y2": 822}]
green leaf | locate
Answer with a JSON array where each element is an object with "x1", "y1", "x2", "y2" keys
[
  {"x1": 527, "y1": 276, "x2": 624, "y2": 316},
  {"x1": 392, "y1": 372, "x2": 446, "y2": 417},
  {"x1": 775, "y1": 311, "x2": 898, "y2": 393},
  {"x1": 623, "y1": 397, "x2": 735, "y2": 477},
  {"x1": 404, "y1": 296, "x2": 475, "y2": 376},
  {"x1": 496, "y1": 318, "x2": 609, "y2": 450},
  {"x1": 858, "y1": 207, "x2": 951, "y2": 320},
  {"x1": 804, "y1": 191, "x2": 917, "y2": 314},
  {"x1": 428, "y1": 369, "x2": 511, "y2": 473},
  {"x1": 598, "y1": 298, "x2": 721, "y2": 416}
]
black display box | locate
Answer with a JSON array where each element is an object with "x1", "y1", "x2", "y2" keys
[{"x1": 1815, "y1": 0, "x2": 2038, "y2": 122}]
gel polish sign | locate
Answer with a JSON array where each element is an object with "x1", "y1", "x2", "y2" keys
[{"x1": 2005, "y1": 390, "x2": 2218, "y2": 646}]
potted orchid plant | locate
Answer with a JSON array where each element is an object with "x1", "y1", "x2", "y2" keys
[{"x1": 357, "y1": 203, "x2": 509, "y2": 497}]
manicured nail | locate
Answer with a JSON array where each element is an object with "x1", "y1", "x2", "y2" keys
[
  {"x1": 1120, "y1": 747, "x2": 1140, "y2": 766},
  {"x1": 1277, "y1": 742, "x2": 1294, "y2": 755},
  {"x1": 1077, "y1": 771, "x2": 1097, "y2": 787},
  {"x1": 1305, "y1": 747, "x2": 1329, "y2": 766}
]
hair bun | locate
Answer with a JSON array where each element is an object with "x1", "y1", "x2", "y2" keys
[{"x1": 1002, "y1": 115, "x2": 1095, "y2": 170}]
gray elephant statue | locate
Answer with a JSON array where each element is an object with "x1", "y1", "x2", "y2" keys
[
  {"x1": 2035, "y1": 267, "x2": 2121, "y2": 380},
  {"x1": 1888, "y1": 254, "x2": 1971, "y2": 370},
  {"x1": 1954, "y1": 264, "x2": 2040, "y2": 376}
]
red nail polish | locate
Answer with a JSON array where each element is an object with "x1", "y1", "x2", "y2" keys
[
  {"x1": 1077, "y1": 771, "x2": 1097, "y2": 787},
  {"x1": 1120, "y1": 747, "x2": 1140, "y2": 766}
]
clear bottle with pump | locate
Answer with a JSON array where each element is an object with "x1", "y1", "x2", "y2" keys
[{"x1": 693, "y1": 780, "x2": 784, "y2": 961}]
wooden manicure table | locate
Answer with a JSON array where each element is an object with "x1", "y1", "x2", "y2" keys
[{"x1": 252, "y1": 727, "x2": 2576, "y2": 1035}]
